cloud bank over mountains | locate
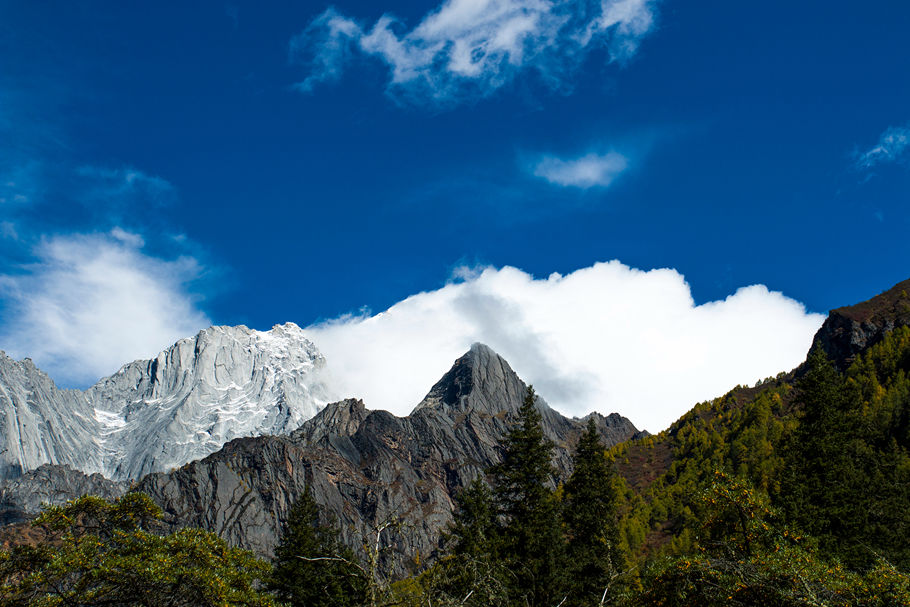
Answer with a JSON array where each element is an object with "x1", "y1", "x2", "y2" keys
[
  {"x1": 307, "y1": 262, "x2": 824, "y2": 431},
  {"x1": 292, "y1": 0, "x2": 658, "y2": 104},
  {"x1": 1, "y1": 250, "x2": 823, "y2": 433}
]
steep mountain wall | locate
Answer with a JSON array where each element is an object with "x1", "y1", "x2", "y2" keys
[{"x1": 0, "y1": 323, "x2": 333, "y2": 481}]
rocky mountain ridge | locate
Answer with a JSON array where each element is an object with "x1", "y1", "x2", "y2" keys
[
  {"x1": 0, "y1": 342, "x2": 640, "y2": 576},
  {"x1": 131, "y1": 344, "x2": 640, "y2": 576},
  {"x1": 0, "y1": 323, "x2": 333, "y2": 481}
]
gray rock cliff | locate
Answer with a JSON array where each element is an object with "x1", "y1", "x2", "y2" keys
[
  {"x1": 0, "y1": 355, "x2": 101, "y2": 479},
  {"x1": 135, "y1": 344, "x2": 640, "y2": 577},
  {"x1": 0, "y1": 464, "x2": 129, "y2": 525},
  {"x1": 810, "y1": 278, "x2": 910, "y2": 370}
]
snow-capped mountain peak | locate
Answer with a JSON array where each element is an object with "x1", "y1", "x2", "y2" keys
[{"x1": 0, "y1": 324, "x2": 336, "y2": 481}]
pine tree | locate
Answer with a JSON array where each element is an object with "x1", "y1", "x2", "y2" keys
[
  {"x1": 491, "y1": 385, "x2": 567, "y2": 607},
  {"x1": 447, "y1": 476, "x2": 498, "y2": 559},
  {"x1": 431, "y1": 477, "x2": 510, "y2": 606},
  {"x1": 778, "y1": 348, "x2": 855, "y2": 550},
  {"x1": 779, "y1": 341, "x2": 910, "y2": 569},
  {"x1": 563, "y1": 417, "x2": 626, "y2": 606},
  {"x1": 268, "y1": 488, "x2": 368, "y2": 607}
]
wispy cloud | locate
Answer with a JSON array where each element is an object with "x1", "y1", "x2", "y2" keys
[
  {"x1": 306, "y1": 262, "x2": 823, "y2": 432},
  {"x1": 0, "y1": 222, "x2": 18, "y2": 240},
  {"x1": 855, "y1": 123, "x2": 910, "y2": 170},
  {"x1": 76, "y1": 166, "x2": 176, "y2": 208},
  {"x1": 225, "y1": 4, "x2": 240, "y2": 29},
  {"x1": 292, "y1": 0, "x2": 658, "y2": 105},
  {"x1": 0, "y1": 163, "x2": 43, "y2": 207},
  {"x1": 0, "y1": 231, "x2": 210, "y2": 386},
  {"x1": 0, "y1": 63, "x2": 214, "y2": 386},
  {"x1": 532, "y1": 151, "x2": 628, "y2": 188}
]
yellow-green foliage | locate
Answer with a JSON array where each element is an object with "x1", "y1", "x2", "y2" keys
[
  {"x1": 0, "y1": 493, "x2": 276, "y2": 607},
  {"x1": 615, "y1": 326, "x2": 910, "y2": 571},
  {"x1": 630, "y1": 473, "x2": 910, "y2": 606}
]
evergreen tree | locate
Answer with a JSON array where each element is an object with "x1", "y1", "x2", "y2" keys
[
  {"x1": 563, "y1": 417, "x2": 626, "y2": 606},
  {"x1": 429, "y1": 477, "x2": 509, "y2": 607},
  {"x1": 268, "y1": 488, "x2": 368, "y2": 607},
  {"x1": 779, "y1": 348, "x2": 846, "y2": 519},
  {"x1": 447, "y1": 476, "x2": 498, "y2": 560},
  {"x1": 778, "y1": 347, "x2": 875, "y2": 566},
  {"x1": 491, "y1": 386, "x2": 567, "y2": 607},
  {"x1": 779, "y1": 340, "x2": 910, "y2": 569}
]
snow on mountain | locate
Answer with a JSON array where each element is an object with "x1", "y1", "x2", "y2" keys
[{"x1": 0, "y1": 323, "x2": 334, "y2": 481}]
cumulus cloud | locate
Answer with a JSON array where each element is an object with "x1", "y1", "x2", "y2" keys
[
  {"x1": 0, "y1": 231, "x2": 210, "y2": 386},
  {"x1": 306, "y1": 262, "x2": 824, "y2": 432},
  {"x1": 855, "y1": 123, "x2": 910, "y2": 170},
  {"x1": 291, "y1": 0, "x2": 657, "y2": 104},
  {"x1": 533, "y1": 151, "x2": 628, "y2": 188}
]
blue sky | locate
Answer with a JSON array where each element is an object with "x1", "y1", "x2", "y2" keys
[{"x1": 1, "y1": 0, "x2": 909, "y2": 429}]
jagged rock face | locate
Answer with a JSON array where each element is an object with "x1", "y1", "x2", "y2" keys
[
  {"x1": 811, "y1": 278, "x2": 910, "y2": 370},
  {"x1": 0, "y1": 323, "x2": 333, "y2": 481},
  {"x1": 0, "y1": 465, "x2": 129, "y2": 525},
  {"x1": 87, "y1": 323, "x2": 333, "y2": 480},
  {"x1": 0, "y1": 355, "x2": 100, "y2": 480},
  {"x1": 136, "y1": 344, "x2": 640, "y2": 577}
]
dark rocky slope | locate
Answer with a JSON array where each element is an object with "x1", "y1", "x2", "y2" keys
[
  {"x1": 811, "y1": 277, "x2": 910, "y2": 370},
  {"x1": 135, "y1": 344, "x2": 639, "y2": 576},
  {"x1": 0, "y1": 464, "x2": 129, "y2": 526}
]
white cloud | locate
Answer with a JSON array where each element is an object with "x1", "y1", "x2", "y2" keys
[
  {"x1": 533, "y1": 151, "x2": 628, "y2": 188},
  {"x1": 856, "y1": 123, "x2": 910, "y2": 170},
  {"x1": 109, "y1": 226, "x2": 145, "y2": 248},
  {"x1": 306, "y1": 262, "x2": 824, "y2": 432},
  {"x1": 292, "y1": 0, "x2": 657, "y2": 104},
  {"x1": 0, "y1": 231, "x2": 210, "y2": 386}
]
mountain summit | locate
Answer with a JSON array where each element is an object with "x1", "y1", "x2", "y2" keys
[
  {"x1": 129, "y1": 343, "x2": 639, "y2": 575},
  {"x1": 0, "y1": 323, "x2": 333, "y2": 481}
]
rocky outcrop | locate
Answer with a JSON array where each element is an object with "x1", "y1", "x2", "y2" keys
[
  {"x1": 810, "y1": 278, "x2": 910, "y2": 369},
  {"x1": 135, "y1": 344, "x2": 640, "y2": 577},
  {"x1": 0, "y1": 323, "x2": 334, "y2": 481},
  {"x1": 0, "y1": 464, "x2": 129, "y2": 525}
]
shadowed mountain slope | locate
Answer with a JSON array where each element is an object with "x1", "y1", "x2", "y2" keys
[{"x1": 133, "y1": 344, "x2": 640, "y2": 576}]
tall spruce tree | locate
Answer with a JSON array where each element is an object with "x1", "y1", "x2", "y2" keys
[
  {"x1": 563, "y1": 417, "x2": 626, "y2": 606},
  {"x1": 491, "y1": 385, "x2": 567, "y2": 607},
  {"x1": 778, "y1": 347, "x2": 858, "y2": 561},
  {"x1": 268, "y1": 488, "x2": 368, "y2": 607},
  {"x1": 780, "y1": 341, "x2": 910, "y2": 569},
  {"x1": 431, "y1": 477, "x2": 510, "y2": 606},
  {"x1": 447, "y1": 476, "x2": 498, "y2": 560}
]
